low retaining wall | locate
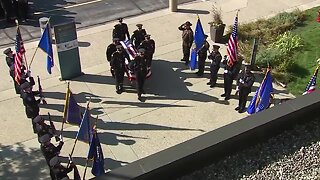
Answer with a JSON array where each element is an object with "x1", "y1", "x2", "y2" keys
[{"x1": 93, "y1": 90, "x2": 320, "y2": 180}]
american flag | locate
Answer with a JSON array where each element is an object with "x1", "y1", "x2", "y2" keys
[
  {"x1": 14, "y1": 25, "x2": 26, "y2": 84},
  {"x1": 120, "y1": 40, "x2": 137, "y2": 61},
  {"x1": 227, "y1": 12, "x2": 238, "y2": 67},
  {"x1": 303, "y1": 67, "x2": 318, "y2": 95}
]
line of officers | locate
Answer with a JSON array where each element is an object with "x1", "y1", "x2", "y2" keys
[
  {"x1": 106, "y1": 18, "x2": 155, "y2": 101},
  {"x1": 3, "y1": 48, "x2": 76, "y2": 179},
  {"x1": 178, "y1": 21, "x2": 255, "y2": 113},
  {"x1": 0, "y1": 0, "x2": 29, "y2": 23}
]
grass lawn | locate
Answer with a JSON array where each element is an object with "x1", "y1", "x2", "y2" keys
[{"x1": 288, "y1": 7, "x2": 320, "y2": 96}]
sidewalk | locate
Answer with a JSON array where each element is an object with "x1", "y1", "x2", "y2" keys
[{"x1": 0, "y1": 0, "x2": 318, "y2": 179}]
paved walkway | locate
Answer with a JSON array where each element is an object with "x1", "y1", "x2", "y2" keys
[{"x1": 0, "y1": 0, "x2": 318, "y2": 179}]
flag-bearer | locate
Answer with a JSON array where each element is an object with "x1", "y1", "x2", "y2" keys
[
  {"x1": 235, "y1": 64, "x2": 255, "y2": 113},
  {"x1": 207, "y1": 45, "x2": 222, "y2": 87},
  {"x1": 196, "y1": 34, "x2": 209, "y2": 76},
  {"x1": 50, "y1": 156, "x2": 75, "y2": 180}
]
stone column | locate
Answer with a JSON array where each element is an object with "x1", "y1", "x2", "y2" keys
[{"x1": 169, "y1": 0, "x2": 178, "y2": 12}]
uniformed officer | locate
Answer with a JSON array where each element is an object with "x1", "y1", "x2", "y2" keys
[
  {"x1": 178, "y1": 21, "x2": 193, "y2": 65},
  {"x1": 131, "y1": 24, "x2": 147, "y2": 49},
  {"x1": 20, "y1": 81, "x2": 42, "y2": 132},
  {"x1": 49, "y1": 156, "x2": 75, "y2": 180},
  {"x1": 112, "y1": 18, "x2": 130, "y2": 41},
  {"x1": 110, "y1": 45, "x2": 127, "y2": 94},
  {"x1": 139, "y1": 34, "x2": 155, "y2": 68},
  {"x1": 207, "y1": 45, "x2": 222, "y2": 87},
  {"x1": 33, "y1": 115, "x2": 57, "y2": 139},
  {"x1": 39, "y1": 134, "x2": 64, "y2": 179},
  {"x1": 4, "y1": 48, "x2": 14, "y2": 67},
  {"x1": 221, "y1": 59, "x2": 235, "y2": 101},
  {"x1": 196, "y1": 35, "x2": 210, "y2": 76},
  {"x1": 134, "y1": 48, "x2": 148, "y2": 101},
  {"x1": 106, "y1": 37, "x2": 120, "y2": 67},
  {"x1": 235, "y1": 64, "x2": 255, "y2": 113},
  {"x1": 0, "y1": 0, "x2": 13, "y2": 23}
]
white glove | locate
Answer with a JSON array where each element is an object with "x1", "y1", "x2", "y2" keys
[{"x1": 239, "y1": 79, "x2": 244, "y2": 83}]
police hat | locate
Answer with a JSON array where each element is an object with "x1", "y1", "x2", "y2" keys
[
  {"x1": 33, "y1": 115, "x2": 43, "y2": 124},
  {"x1": 185, "y1": 21, "x2": 192, "y2": 26},
  {"x1": 118, "y1": 18, "x2": 123, "y2": 22},
  {"x1": 116, "y1": 45, "x2": 122, "y2": 49},
  {"x1": 138, "y1": 48, "x2": 146, "y2": 53},
  {"x1": 3, "y1": 48, "x2": 12, "y2": 55},
  {"x1": 136, "y1": 24, "x2": 143, "y2": 27},
  {"x1": 113, "y1": 37, "x2": 120, "y2": 41},
  {"x1": 39, "y1": 134, "x2": 51, "y2": 144},
  {"x1": 20, "y1": 82, "x2": 31, "y2": 90},
  {"x1": 144, "y1": 34, "x2": 151, "y2": 38},
  {"x1": 213, "y1": 45, "x2": 220, "y2": 49},
  {"x1": 49, "y1": 156, "x2": 60, "y2": 167}
]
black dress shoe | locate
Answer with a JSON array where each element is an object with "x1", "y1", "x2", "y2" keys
[
  {"x1": 235, "y1": 107, "x2": 240, "y2": 111},
  {"x1": 207, "y1": 82, "x2": 211, "y2": 85},
  {"x1": 238, "y1": 109, "x2": 245, "y2": 113},
  {"x1": 210, "y1": 84, "x2": 215, "y2": 88},
  {"x1": 181, "y1": 59, "x2": 185, "y2": 62},
  {"x1": 224, "y1": 96, "x2": 230, "y2": 100},
  {"x1": 221, "y1": 94, "x2": 226, "y2": 97},
  {"x1": 116, "y1": 90, "x2": 121, "y2": 94}
]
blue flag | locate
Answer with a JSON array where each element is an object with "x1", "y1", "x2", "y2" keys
[
  {"x1": 76, "y1": 108, "x2": 92, "y2": 142},
  {"x1": 190, "y1": 17, "x2": 205, "y2": 70},
  {"x1": 38, "y1": 24, "x2": 54, "y2": 74},
  {"x1": 247, "y1": 70, "x2": 273, "y2": 114},
  {"x1": 66, "y1": 92, "x2": 81, "y2": 125},
  {"x1": 88, "y1": 131, "x2": 105, "y2": 176}
]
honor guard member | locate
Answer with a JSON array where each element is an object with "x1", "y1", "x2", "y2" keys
[
  {"x1": 131, "y1": 24, "x2": 147, "y2": 49},
  {"x1": 50, "y1": 156, "x2": 75, "y2": 180},
  {"x1": 221, "y1": 58, "x2": 234, "y2": 101},
  {"x1": 20, "y1": 80, "x2": 42, "y2": 132},
  {"x1": 4, "y1": 48, "x2": 14, "y2": 67},
  {"x1": 207, "y1": 45, "x2": 222, "y2": 87},
  {"x1": 106, "y1": 38, "x2": 120, "y2": 64},
  {"x1": 178, "y1": 21, "x2": 193, "y2": 65},
  {"x1": 196, "y1": 35, "x2": 210, "y2": 76},
  {"x1": 134, "y1": 48, "x2": 148, "y2": 101},
  {"x1": 110, "y1": 45, "x2": 127, "y2": 94},
  {"x1": 33, "y1": 115, "x2": 57, "y2": 138},
  {"x1": 235, "y1": 64, "x2": 255, "y2": 113},
  {"x1": 113, "y1": 18, "x2": 130, "y2": 41},
  {"x1": 139, "y1": 34, "x2": 155, "y2": 67},
  {"x1": 39, "y1": 134, "x2": 64, "y2": 179}
]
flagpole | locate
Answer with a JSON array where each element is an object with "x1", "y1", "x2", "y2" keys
[
  {"x1": 60, "y1": 81, "x2": 70, "y2": 139},
  {"x1": 83, "y1": 159, "x2": 90, "y2": 180}
]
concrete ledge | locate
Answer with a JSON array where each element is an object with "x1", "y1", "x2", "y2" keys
[{"x1": 93, "y1": 90, "x2": 320, "y2": 180}]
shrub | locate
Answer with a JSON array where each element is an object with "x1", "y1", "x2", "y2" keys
[{"x1": 270, "y1": 32, "x2": 303, "y2": 54}]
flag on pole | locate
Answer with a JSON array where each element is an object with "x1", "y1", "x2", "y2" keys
[
  {"x1": 227, "y1": 12, "x2": 239, "y2": 67},
  {"x1": 87, "y1": 131, "x2": 105, "y2": 177},
  {"x1": 120, "y1": 40, "x2": 137, "y2": 60},
  {"x1": 14, "y1": 25, "x2": 26, "y2": 84},
  {"x1": 190, "y1": 16, "x2": 205, "y2": 70},
  {"x1": 247, "y1": 69, "x2": 273, "y2": 114},
  {"x1": 38, "y1": 23, "x2": 54, "y2": 74},
  {"x1": 76, "y1": 107, "x2": 92, "y2": 143},
  {"x1": 302, "y1": 66, "x2": 319, "y2": 95},
  {"x1": 62, "y1": 85, "x2": 81, "y2": 125}
]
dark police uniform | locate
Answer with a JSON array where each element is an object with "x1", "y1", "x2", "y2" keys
[
  {"x1": 139, "y1": 35, "x2": 155, "y2": 67},
  {"x1": 50, "y1": 156, "x2": 74, "y2": 180},
  {"x1": 178, "y1": 21, "x2": 193, "y2": 65},
  {"x1": 15, "y1": 0, "x2": 28, "y2": 22},
  {"x1": 112, "y1": 18, "x2": 130, "y2": 41},
  {"x1": 20, "y1": 80, "x2": 40, "y2": 132},
  {"x1": 207, "y1": 46, "x2": 222, "y2": 87},
  {"x1": 39, "y1": 135, "x2": 64, "y2": 179},
  {"x1": 106, "y1": 38, "x2": 120, "y2": 63},
  {"x1": 134, "y1": 49, "x2": 147, "y2": 100},
  {"x1": 33, "y1": 116, "x2": 55, "y2": 138},
  {"x1": 196, "y1": 37, "x2": 209, "y2": 76},
  {"x1": 110, "y1": 47, "x2": 127, "y2": 94},
  {"x1": 236, "y1": 67, "x2": 255, "y2": 113},
  {"x1": 222, "y1": 63, "x2": 234, "y2": 100},
  {"x1": 131, "y1": 24, "x2": 147, "y2": 49}
]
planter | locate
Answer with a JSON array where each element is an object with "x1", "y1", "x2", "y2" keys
[{"x1": 209, "y1": 24, "x2": 226, "y2": 43}]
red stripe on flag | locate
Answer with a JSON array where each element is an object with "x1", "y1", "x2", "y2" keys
[{"x1": 14, "y1": 52, "x2": 22, "y2": 84}]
